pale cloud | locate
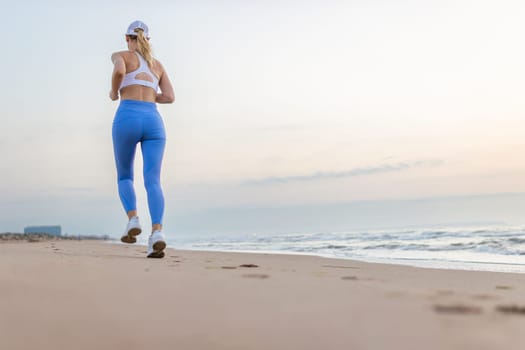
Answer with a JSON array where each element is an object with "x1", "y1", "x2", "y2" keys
[{"x1": 243, "y1": 160, "x2": 443, "y2": 185}]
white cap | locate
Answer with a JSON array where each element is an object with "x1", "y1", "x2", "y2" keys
[{"x1": 125, "y1": 20, "x2": 150, "y2": 39}]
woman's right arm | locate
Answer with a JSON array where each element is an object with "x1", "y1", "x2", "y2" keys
[{"x1": 110, "y1": 52, "x2": 126, "y2": 101}]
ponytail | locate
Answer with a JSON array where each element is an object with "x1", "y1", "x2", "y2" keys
[{"x1": 132, "y1": 28, "x2": 154, "y2": 68}]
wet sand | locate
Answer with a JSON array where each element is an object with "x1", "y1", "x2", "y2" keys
[{"x1": 1, "y1": 241, "x2": 525, "y2": 350}]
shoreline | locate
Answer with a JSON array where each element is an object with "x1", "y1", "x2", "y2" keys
[
  {"x1": 174, "y1": 247, "x2": 525, "y2": 274},
  {"x1": 108, "y1": 239, "x2": 525, "y2": 275},
  {"x1": 2, "y1": 241, "x2": 525, "y2": 349},
  {"x1": 7, "y1": 233, "x2": 523, "y2": 274}
]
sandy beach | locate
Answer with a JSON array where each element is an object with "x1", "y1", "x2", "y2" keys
[{"x1": 1, "y1": 241, "x2": 525, "y2": 350}]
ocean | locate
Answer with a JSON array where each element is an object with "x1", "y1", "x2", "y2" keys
[{"x1": 172, "y1": 225, "x2": 525, "y2": 273}]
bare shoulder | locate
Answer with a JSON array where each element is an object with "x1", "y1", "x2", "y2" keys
[
  {"x1": 112, "y1": 50, "x2": 137, "y2": 60},
  {"x1": 153, "y1": 58, "x2": 166, "y2": 70},
  {"x1": 111, "y1": 50, "x2": 128, "y2": 62},
  {"x1": 152, "y1": 58, "x2": 167, "y2": 77}
]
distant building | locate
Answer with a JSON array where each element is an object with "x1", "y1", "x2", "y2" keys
[{"x1": 24, "y1": 226, "x2": 62, "y2": 236}]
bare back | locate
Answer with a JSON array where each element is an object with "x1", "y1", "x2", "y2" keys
[{"x1": 118, "y1": 51, "x2": 164, "y2": 102}]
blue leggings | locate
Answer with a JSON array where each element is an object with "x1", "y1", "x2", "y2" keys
[{"x1": 112, "y1": 100, "x2": 166, "y2": 225}]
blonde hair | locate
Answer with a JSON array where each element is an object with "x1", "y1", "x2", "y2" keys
[{"x1": 131, "y1": 28, "x2": 154, "y2": 68}]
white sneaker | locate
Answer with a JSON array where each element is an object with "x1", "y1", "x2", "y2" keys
[
  {"x1": 120, "y1": 216, "x2": 142, "y2": 244},
  {"x1": 147, "y1": 230, "x2": 166, "y2": 258}
]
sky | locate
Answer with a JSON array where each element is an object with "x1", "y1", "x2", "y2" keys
[{"x1": 3, "y1": 0, "x2": 525, "y2": 237}]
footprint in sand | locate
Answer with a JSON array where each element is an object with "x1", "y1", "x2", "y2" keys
[
  {"x1": 239, "y1": 264, "x2": 259, "y2": 268},
  {"x1": 221, "y1": 264, "x2": 259, "y2": 270},
  {"x1": 496, "y1": 285, "x2": 513, "y2": 290},
  {"x1": 341, "y1": 276, "x2": 358, "y2": 281},
  {"x1": 496, "y1": 305, "x2": 525, "y2": 315},
  {"x1": 433, "y1": 304, "x2": 483, "y2": 315},
  {"x1": 242, "y1": 273, "x2": 269, "y2": 279}
]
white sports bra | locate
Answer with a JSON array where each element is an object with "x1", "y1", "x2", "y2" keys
[{"x1": 120, "y1": 52, "x2": 159, "y2": 91}]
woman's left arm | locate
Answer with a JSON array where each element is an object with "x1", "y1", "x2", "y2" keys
[{"x1": 156, "y1": 62, "x2": 175, "y2": 104}]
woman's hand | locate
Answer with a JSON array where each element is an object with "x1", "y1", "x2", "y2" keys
[{"x1": 109, "y1": 90, "x2": 119, "y2": 101}]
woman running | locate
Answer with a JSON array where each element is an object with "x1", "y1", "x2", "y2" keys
[{"x1": 109, "y1": 20, "x2": 175, "y2": 258}]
